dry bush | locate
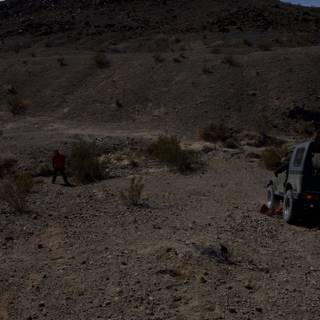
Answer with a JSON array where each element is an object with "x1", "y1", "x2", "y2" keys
[
  {"x1": 0, "y1": 155, "x2": 17, "y2": 178},
  {"x1": 37, "y1": 163, "x2": 53, "y2": 177},
  {"x1": 93, "y1": 52, "x2": 111, "y2": 68},
  {"x1": 149, "y1": 135, "x2": 203, "y2": 173},
  {"x1": 254, "y1": 114, "x2": 272, "y2": 135},
  {"x1": 0, "y1": 173, "x2": 34, "y2": 213},
  {"x1": 293, "y1": 33, "x2": 317, "y2": 47},
  {"x1": 221, "y1": 56, "x2": 240, "y2": 67},
  {"x1": 261, "y1": 146, "x2": 288, "y2": 171},
  {"x1": 7, "y1": 96, "x2": 30, "y2": 115},
  {"x1": 223, "y1": 138, "x2": 239, "y2": 149},
  {"x1": 295, "y1": 121, "x2": 315, "y2": 138},
  {"x1": 69, "y1": 140, "x2": 108, "y2": 183},
  {"x1": 239, "y1": 131, "x2": 267, "y2": 147},
  {"x1": 120, "y1": 176, "x2": 144, "y2": 206},
  {"x1": 199, "y1": 123, "x2": 231, "y2": 143}
]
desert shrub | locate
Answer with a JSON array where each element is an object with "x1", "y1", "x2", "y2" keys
[
  {"x1": 295, "y1": 121, "x2": 315, "y2": 137},
  {"x1": 223, "y1": 138, "x2": 239, "y2": 149},
  {"x1": 221, "y1": 56, "x2": 240, "y2": 67},
  {"x1": 261, "y1": 146, "x2": 288, "y2": 171},
  {"x1": 0, "y1": 155, "x2": 17, "y2": 178},
  {"x1": 37, "y1": 163, "x2": 53, "y2": 177},
  {"x1": 127, "y1": 153, "x2": 140, "y2": 168},
  {"x1": 93, "y1": 52, "x2": 110, "y2": 68},
  {"x1": 149, "y1": 135, "x2": 203, "y2": 172},
  {"x1": 120, "y1": 176, "x2": 144, "y2": 206},
  {"x1": 0, "y1": 173, "x2": 34, "y2": 213},
  {"x1": 7, "y1": 96, "x2": 29, "y2": 115},
  {"x1": 199, "y1": 123, "x2": 231, "y2": 143},
  {"x1": 254, "y1": 114, "x2": 272, "y2": 135},
  {"x1": 69, "y1": 140, "x2": 107, "y2": 183}
]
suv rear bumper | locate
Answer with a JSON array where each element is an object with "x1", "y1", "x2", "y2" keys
[{"x1": 298, "y1": 192, "x2": 320, "y2": 209}]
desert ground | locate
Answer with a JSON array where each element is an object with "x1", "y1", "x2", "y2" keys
[{"x1": 1, "y1": 0, "x2": 320, "y2": 319}]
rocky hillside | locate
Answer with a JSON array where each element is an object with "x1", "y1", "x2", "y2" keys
[
  {"x1": 1, "y1": 0, "x2": 320, "y2": 48},
  {"x1": 1, "y1": 0, "x2": 320, "y2": 137}
]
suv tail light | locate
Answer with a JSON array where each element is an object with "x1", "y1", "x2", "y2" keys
[{"x1": 303, "y1": 193, "x2": 320, "y2": 201}]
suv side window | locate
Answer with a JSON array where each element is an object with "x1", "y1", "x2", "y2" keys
[{"x1": 293, "y1": 148, "x2": 305, "y2": 167}]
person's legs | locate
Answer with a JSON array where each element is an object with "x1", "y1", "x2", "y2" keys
[
  {"x1": 61, "y1": 168, "x2": 71, "y2": 186},
  {"x1": 52, "y1": 169, "x2": 58, "y2": 184}
]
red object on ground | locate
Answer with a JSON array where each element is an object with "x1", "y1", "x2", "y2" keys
[
  {"x1": 260, "y1": 203, "x2": 283, "y2": 216},
  {"x1": 52, "y1": 153, "x2": 66, "y2": 170}
]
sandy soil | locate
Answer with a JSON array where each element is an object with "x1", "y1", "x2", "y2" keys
[{"x1": 1, "y1": 132, "x2": 320, "y2": 319}]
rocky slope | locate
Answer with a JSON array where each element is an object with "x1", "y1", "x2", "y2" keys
[{"x1": 1, "y1": 0, "x2": 320, "y2": 48}]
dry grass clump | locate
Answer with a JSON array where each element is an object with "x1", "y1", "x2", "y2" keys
[
  {"x1": 221, "y1": 56, "x2": 240, "y2": 67},
  {"x1": 199, "y1": 123, "x2": 231, "y2": 143},
  {"x1": 7, "y1": 96, "x2": 30, "y2": 115},
  {"x1": 0, "y1": 173, "x2": 34, "y2": 213},
  {"x1": 149, "y1": 135, "x2": 203, "y2": 173},
  {"x1": 295, "y1": 121, "x2": 315, "y2": 138},
  {"x1": 261, "y1": 146, "x2": 288, "y2": 171},
  {"x1": 93, "y1": 52, "x2": 111, "y2": 68},
  {"x1": 120, "y1": 176, "x2": 144, "y2": 206},
  {"x1": 69, "y1": 140, "x2": 108, "y2": 183}
]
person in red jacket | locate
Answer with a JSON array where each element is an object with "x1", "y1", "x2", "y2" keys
[{"x1": 52, "y1": 150, "x2": 71, "y2": 186}]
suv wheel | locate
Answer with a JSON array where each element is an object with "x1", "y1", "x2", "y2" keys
[
  {"x1": 283, "y1": 190, "x2": 299, "y2": 224},
  {"x1": 267, "y1": 185, "x2": 280, "y2": 209}
]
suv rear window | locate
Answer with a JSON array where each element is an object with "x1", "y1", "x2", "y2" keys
[
  {"x1": 311, "y1": 142, "x2": 320, "y2": 172},
  {"x1": 293, "y1": 148, "x2": 305, "y2": 167}
]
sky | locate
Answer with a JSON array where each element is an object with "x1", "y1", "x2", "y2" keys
[{"x1": 282, "y1": 0, "x2": 320, "y2": 6}]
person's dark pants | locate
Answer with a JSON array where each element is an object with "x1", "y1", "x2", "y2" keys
[{"x1": 52, "y1": 168, "x2": 70, "y2": 185}]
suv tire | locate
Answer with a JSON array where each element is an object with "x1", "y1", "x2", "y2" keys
[
  {"x1": 267, "y1": 185, "x2": 280, "y2": 209},
  {"x1": 283, "y1": 189, "x2": 299, "y2": 224}
]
